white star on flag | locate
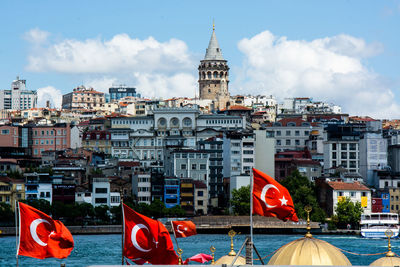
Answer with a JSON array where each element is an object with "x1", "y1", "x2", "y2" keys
[{"x1": 279, "y1": 195, "x2": 288, "y2": 206}]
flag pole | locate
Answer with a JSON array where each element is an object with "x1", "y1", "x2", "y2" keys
[
  {"x1": 170, "y1": 221, "x2": 180, "y2": 250},
  {"x1": 120, "y1": 189, "x2": 124, "y2": 265},
  {"x1": 249, "y1": 168, "x2": 254, "y2": 265},
  {"x1": 15, "y1": 200, "x2": 19, "y2": 267}
]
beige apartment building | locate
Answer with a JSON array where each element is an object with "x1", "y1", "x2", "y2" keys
[{"x1": 62, "y1": 85, "x2": 105, "y2": 110}]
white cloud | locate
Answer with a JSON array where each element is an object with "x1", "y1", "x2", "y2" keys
[
  {"x1": 234, "y1": 30, "x2": 399, "y2": 118},
  {"x1": 26, "y1": 33, "x2": 194, "y2": 74},
  {"x1": 134, "y1": 72, "x2": 197, "y2": 99},
  {"x1": 85, "y1": 77, "x2": 118, "y2": 94},
  {"x1": 23, "y1": 28, "x2": 49, "y2": 44},
  {"x1": 37, "y1": 86, "x2": 62, "y2": 108}
]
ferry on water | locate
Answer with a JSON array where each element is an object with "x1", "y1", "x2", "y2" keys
[{"x1": 360, "y1": 213, "x2": 399, "y2": 238}]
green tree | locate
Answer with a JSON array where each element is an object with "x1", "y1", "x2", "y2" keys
[
  {"x1": 94, "y1": 205, "x2": 110, "y2": 224},
  {"x1": 230, "y1": 185, "x2": 250, "y2": 215},
  {"x1": 0, "y1": 202, "x2": 14, "y2": 226},
  {"x1": 148, "y1": 199, "x2": 167, "y2": 218},
  {"x1": 333, "y1": 197, "x2": 363, "y2": 228},
  {"x1": 22, "y1": 199, "x2": 52, "y2": 215},
  {"x1": 166, "y1": 205, "x2": 186, "y2": 217},
  {"x1": 280, "y1": 170, "x2": 326, "y2": 222}
]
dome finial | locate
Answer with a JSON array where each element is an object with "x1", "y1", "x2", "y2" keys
[
  {"x1": 228, "y1": 229, "x2": 237, "y2": 256},
  {"x1": 210, "y1": 246, "x2": 216, "y2": 264},
  {"x1": 213, "y1": 19, "x2": 215, "y2": 31},
  {"x1": 177, "y1": 248, "x2": 183, "y2": 265},
  {"x1": 304, "y1": 205, "x2": 313, "y2": 238},
  {"x1": 386, "y1": 230, "x2": 395, "y2": 257}
]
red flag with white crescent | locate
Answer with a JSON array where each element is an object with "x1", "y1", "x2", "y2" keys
[
  {"x1": 252, "y1": 168, "x2": 298, "y2": 222},
  {"x1": 123, "y1": 204, "x2": 178, "y2": 265},
  {"x1": 171, "y1": 221, "x2": 197, "y2": 238},
  {"x1": 17, "y1": 202, "x2": 74, "y2": 259}
]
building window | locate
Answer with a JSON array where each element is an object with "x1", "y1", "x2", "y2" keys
[
  {"x1": 181, "y1": 164, "x2": 187, "y2": 170},
  {"x1": 341, "y1": 152, "x2": 347, "y2": 159},
  {"x1": 1, "y1": 129, "x2": 9, "y2": 135},
  {"x1": 338, "y1": 191, "x2": 343, "y2": 196},
  {"x1": 286, "y1": 130, "x2": 291, "y2": 136},
  {"x1": 95, "y1": 198, "x2": 107, "y2": 204},
  {"x1": 197, "y1": 191, "x2": 204, "y2": 196},
  {"x1": 295, "y1": 130, "x2": 300, "y2": 136},
  {"x1": 295, "y1": 140, "x2": 300, "y2": 146},
  {"x1": 95, "y1": 188, "x2": 108, "y2": 194},
  {"x1": 197, "y1": 200, "x2": 203, "y2": 206},
  {"x1": 362, "y1": 192, "x2": 366, "y2": 197},
  {"x1": 350, "y1": 192, "x2": 355, "y2": 197},
  {"x1": 332, "y1": 143, "x2": 337, "y2": 150},
  {"x1": 341, "y1": 143, "x2": 347, "y2": 150},
  {"x1": 286, "y1": 139, "x2": 291, "y2": 146},
  {"x1": 276, "y1": 131, "x2": 281, "y2": 136},
  {"x1": 192, "y1": 164, "x2": 197, "y2": 170},
  {"x1": 276, "y1": 140, "x2": 281, "y2": 146},
  {"x1": 332, "y1": 152, "x2": 337, "y2": 159}
]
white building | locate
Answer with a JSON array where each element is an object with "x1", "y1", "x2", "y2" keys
[
  {"x1": 327, "y1": 181, "x2": 371, "y2": 215},
  {"x1": 92, "y1": 178, "x2": 110, "y2": 207},
  {"x1": 0, "y1": 76, "x2": 37, "y2": 110},
  {"x1": 359, "y1": 133, "x2": 387, "y2": 185},
  {"x1": 254, "y1": 130, "x2": 275, "y2": 176},
  {"x1": 132, "y1": 173, "x2": 151, "y2": 205}
]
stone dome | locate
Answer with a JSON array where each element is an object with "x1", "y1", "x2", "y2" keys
[
  {"x1": 213, "y1": 255, "x2": 246, "y2": 265},
  {"x1": 268, "y1": 236, "x2": 351, "y2": 266}
]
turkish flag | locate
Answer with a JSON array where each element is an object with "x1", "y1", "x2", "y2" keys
[
  {"x1": 252, "y1": 168, "x2": 298, "y2": 222},
  {"x1": 123, "y1": 204, "x2": 179, "y2": 265},
  {"x1": 171, "y1": 221, "x2": 197, "y2": 238},
  {"x1": 17, "y1": 202, "x2": 74, "y2": 259}
]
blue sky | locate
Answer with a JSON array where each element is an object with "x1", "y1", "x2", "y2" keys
[{"x1": 1, "y1": 0, "x2": 400, "y2": 118}]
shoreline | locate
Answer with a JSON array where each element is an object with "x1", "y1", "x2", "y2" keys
[{"x1": 0, "y1": 225, "x2": 360, "y2": 236}]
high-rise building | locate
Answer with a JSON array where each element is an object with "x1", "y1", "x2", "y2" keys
[
  {"x1": 0, "y1": 76, "x2": 37, "y2": 110},
  {"x1": 109, "y1": 85, "x2": 140, "y2": 102},
  {"x1": 198, "y1": 25, "x2": 230, "y2": 110}
]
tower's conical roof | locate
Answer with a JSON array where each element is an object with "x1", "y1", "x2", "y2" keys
[{"x1": 204, "y1": 28, "x2": 224, "y2": 60}]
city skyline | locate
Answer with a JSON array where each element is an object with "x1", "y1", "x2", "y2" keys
[{"x1": 1, "y1": 0, "x2": 400, "y2": 118}]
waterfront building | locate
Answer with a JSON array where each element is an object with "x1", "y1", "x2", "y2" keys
[
  {"x1": 316, "y1": 179, "x2": 371, "y2": 216},
  {"x1": 193, "y1": 180, "x2": 207, "y2": 215},
  {"x1": 62, "y1": 85, "x2": 105, "y2": 110},
  {"x1": 164, "y1": 177, "x2": 180, "y2": 208},
  {"x1": 359, "y1": 132, "x2": 387, "y2": 185},
  {"x1": 24, "y1": 172, "x2": 52, "y2": 204},
  {"x1": 198, "y1": 25, "x2": 230, "y2": 110},
  {"x1": 132, "y1": 172, "x2": 151, "y2": 205},
  {"x1": 279, "y1": 97, "x2": 341, "y2": 114},
  {"x1": 52, "y1": 183, "x2": 75, "y2": 204},
  {"x1": 389, "y1": 188, "x2": 400, "y2": 214},
  {"x1": 323, "y1": 123, "x2": 366, "y2": 173},
  {"x1": 92, "y1": 177, "x2": 110, "y2": 207},
  {"x1": 254, "y1": 129, "x2": 275, "y2": 178},
  {"x1": 0, "y1": 76, "x2": 37, "y2": 110},
  {"x1": 180, "y1": 178, "x2": 195, "y2": 215},
  {"x1": 109, "y1": 85, "x2": 140, "y2": 102},
  {"x1": 0, "y1": 177, "x2": 25, "y2": 211}
]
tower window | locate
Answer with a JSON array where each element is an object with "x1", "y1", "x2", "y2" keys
[{"x1": 208, "y1": 89, "x2": 211, "y2": 93}]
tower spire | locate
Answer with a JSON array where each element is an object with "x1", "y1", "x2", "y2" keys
[{"x1": 213, "y1": 19, "x2": 215, "y2": 31}]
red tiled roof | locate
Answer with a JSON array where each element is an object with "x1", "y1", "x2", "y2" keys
[{"x1": 327, "y1": 181, "x2": 370, "y2": 191}]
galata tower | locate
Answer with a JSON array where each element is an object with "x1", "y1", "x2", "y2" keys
[{"x1": 198, "y1": 24, "x2": 230, "y2": 110}]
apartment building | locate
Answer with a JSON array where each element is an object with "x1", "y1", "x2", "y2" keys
[
  {"x1": 0, "y1": 77, "x2": 37, "y2": 110},
  {"x1": 62, "y1": 85, "x2": 105, "y2": 110}
]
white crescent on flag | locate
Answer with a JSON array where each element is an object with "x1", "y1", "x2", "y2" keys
[
  {"x1": 30, "y1": 219, "x2": 51, "y2": 246},
  {"x1": 260, "y1": 184, "x2": 280, "y2": 209},
  {"x1": 176, "y1": 224, "x2": 185, "y2": 234},
  {"x1": 131, "y1": 224, "x2": 152, "y2": 252}
]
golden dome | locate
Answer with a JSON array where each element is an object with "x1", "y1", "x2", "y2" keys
[
  {"x1": 214, "y1": 255, "x2": 246, "y2": 265},
  {"x1": 212, "y1": 230, "x2": 246, "y2": 266},
  {"x1": 268, "y1": 236, "x2": 351, "y2": 266},
  {"x1": 268, "y1": 206, "x2": 351, "y2": 266},
  {"x1": 370, "y1": 230, "x2": 400, "y2": 266},
  {"x1": 370, "y1": 256, "x2": 400, "y2": 266}
]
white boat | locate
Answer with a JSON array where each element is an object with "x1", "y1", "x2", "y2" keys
[{"x1": 360, "y1": 213, "x2": 399, "y2": 238}]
